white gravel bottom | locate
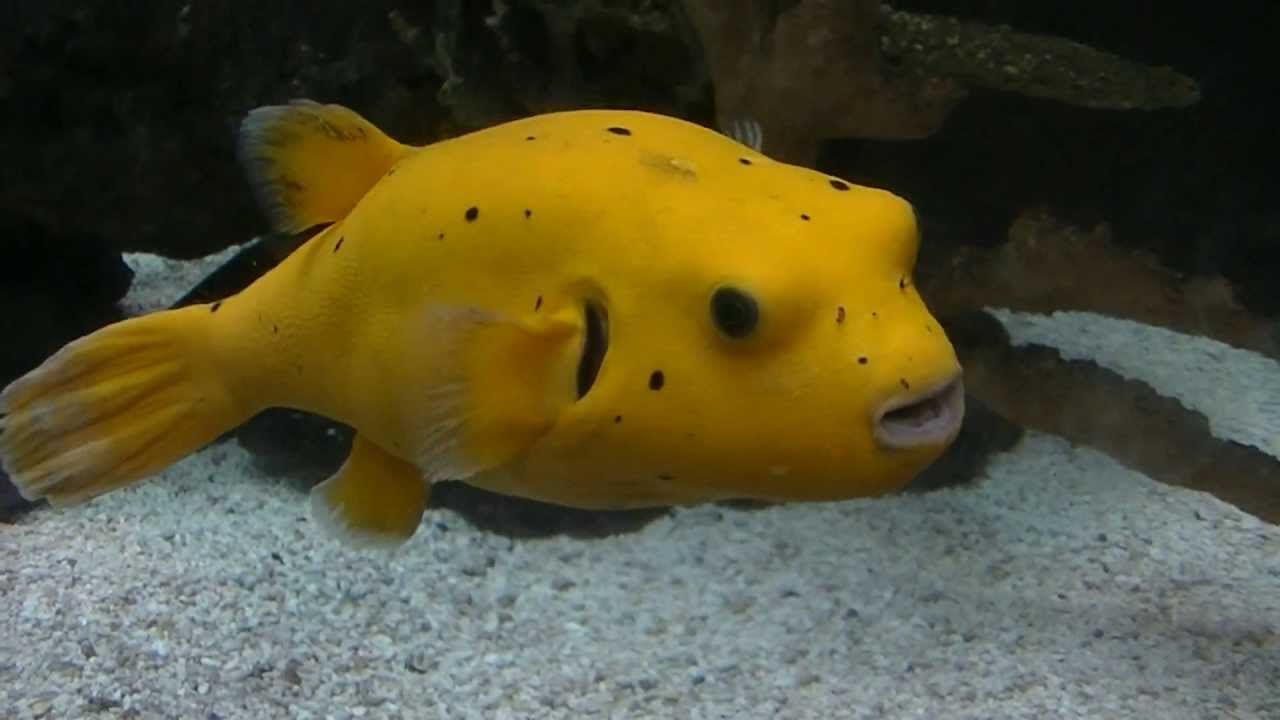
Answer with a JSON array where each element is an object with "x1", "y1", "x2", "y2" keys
[
  {"x1": 2, "y1": 432, "x2": 1277, "y2": 719},
  {"x1": 119, "y1": 242, "x2": 253, "y2": 315},
  {"x1": 988, "y1": 307, "x2": 1280, "y2": 460}
]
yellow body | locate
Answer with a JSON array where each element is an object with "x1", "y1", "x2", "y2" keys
[{"x1": 0, "y1": 101, "x2": 963, "y2": 547}]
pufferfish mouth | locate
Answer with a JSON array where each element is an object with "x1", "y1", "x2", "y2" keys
[{"x1": 873, "y1": 375, "x2": 965, "y2": 449}]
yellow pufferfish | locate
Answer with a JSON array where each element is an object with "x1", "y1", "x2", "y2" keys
[{"x1": 0, "y1": 100, "x2": 965, "y2": 547}]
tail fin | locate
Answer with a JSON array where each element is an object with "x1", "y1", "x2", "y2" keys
[{"x1": 0, "y1": 306, "x2": 251, "y2": 507}]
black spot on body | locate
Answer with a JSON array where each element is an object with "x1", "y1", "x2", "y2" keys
[
  {"x1": 829, "y1": 179, "x2": 850, "y2": 191},
  {"x1": 333, "y1": 236, "x2": 344, "y2": 253},
  {"x1": 899, "y1": 276, "x2": 908, "y2": 290},
  {"x1": 272, "y1": 324, "x2": 279, "y2": 334},
  {"x1": 858, "y1": 357, "x2": 869, "y2": 365},
  {"x1": 465, "y1": 207, "x2": 479, "y2": 222},
  {"x1": 386, "y1": 167, "x2": 397, "y2": 177},
  {"x1": 657, "y1": 473, "x2": 675, "y2": 481},
  {"x1": 900, "y1": 378, "x2": 911, "y2": 390},
  {"x1": 800, "y1": 213, "x2": 811, "y2": 221},
  {"x1": 438, "y1": 232, "x2": 445, "y2": 240},
  {"x1": 526, "y1": 135, "x2": 536, "y2": 141},
  {"x1": 210, "y1": 301, "x2": 221, "y2": 313},
  {"x1": 534, "y1": 296, "x2": 543, "y2": 311},
  {"x1": 606, "y1": 127, "x2": 632, "y2": 136},
  {"x1": 739, "y1": 157, "x2": 752, "y2": 165},
  {"x1": 524, "y1": 209, "x2": 532, "y2": 218},
  {"x1": 649, "y1": 370, "x2": 665, "y2": 391},
  {"x1": 872, "y1": 311, "x2": 879, "y2": 319},
  {"x1": 614, "y1": 415, "x2": 623, "y2": 424},
  {"x1": 836, "y1": 306, "x2": 846, "y2": 324}
]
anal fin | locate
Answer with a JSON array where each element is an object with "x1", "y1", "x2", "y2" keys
[{"x1": 310, "y1": 434, "x2": 429, "y2": 548}]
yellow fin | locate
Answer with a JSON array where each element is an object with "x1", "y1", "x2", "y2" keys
[
  {"x1": 0, "y1": 306, "x2": 251, "y2": 506},
  {"x1": 237, "y1": 99, "x2": 412, "y2": 234},
  {"x1": 309, "y1": 434, "x2": 429, "y2": 548},
  {"x1": 412, "y1": 305, "x2": 583, "y2": 482}
]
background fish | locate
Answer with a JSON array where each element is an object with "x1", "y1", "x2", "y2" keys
[{"x1": 0, "y1": 100, "x2": 964, "y2": 548}]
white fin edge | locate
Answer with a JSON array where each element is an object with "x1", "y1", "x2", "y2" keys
[{"x1": 307, "y1": 472, "x2": 420, "y2": 552}]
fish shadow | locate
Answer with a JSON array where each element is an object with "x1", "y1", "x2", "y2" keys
[{"x1": 233, "y1": 389, "x2": 1020, "y2": 540}]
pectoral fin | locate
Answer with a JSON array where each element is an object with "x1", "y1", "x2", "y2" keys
[
  {"x1": 310, "y1": 433, "x2": 430, "y2": 548},
  {"x1": 410, "y1": 305, "x2": 584, "y2": 483}
]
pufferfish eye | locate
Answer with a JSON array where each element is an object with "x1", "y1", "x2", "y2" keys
[{"x1": 710, "y1": 286, "x2": 760, "y2": 339}]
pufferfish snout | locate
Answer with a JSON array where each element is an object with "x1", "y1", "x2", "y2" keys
[{"x1": 852, "y1": 279, "x2": 966, "y2": 455}]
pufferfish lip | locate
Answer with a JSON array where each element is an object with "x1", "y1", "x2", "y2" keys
[{"x1": 873, "y1": 374, "x2": 965, "y2": 449}]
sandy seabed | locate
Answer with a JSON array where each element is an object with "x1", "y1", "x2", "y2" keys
[
  {"x1": 2, "y1": 431, "x2": 1277, "y2": 719},
  {"x1": 1, "y1": 248, "x2": 1277, "y2": 719}
]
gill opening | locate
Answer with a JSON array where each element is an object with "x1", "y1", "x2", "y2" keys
[{"x1": 576, "y1": 301, "x2": 608, "y2": 400}]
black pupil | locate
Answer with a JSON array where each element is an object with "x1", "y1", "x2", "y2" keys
[{"x1": 711, "y1": 287, "x2": 759, "y2": 338}]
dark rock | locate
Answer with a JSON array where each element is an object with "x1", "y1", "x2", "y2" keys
[
  {"x1": 0, "y1": 213, "x2": 132, "y2": 383},
  {"x1": 0, "y1": 1, "x2": 707, "y2": 264},
  {"x1": 0, "y1": 2, "x2": 457, "y2": 259},
  {"x1": 0, "y1": 212, "x2": 134, "y2": 521}
]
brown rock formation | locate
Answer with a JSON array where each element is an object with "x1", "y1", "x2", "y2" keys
[
  {"x1": 681, "y1": 0, "x2": 1199, "y2": 165},
  {"x1": 917, "y1": 208, "x2": 1279, "y2": 360}
]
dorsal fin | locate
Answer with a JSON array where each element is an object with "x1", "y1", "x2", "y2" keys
[{"x1": 237, "y1": 99, "x2": 412, "y2": 234}]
